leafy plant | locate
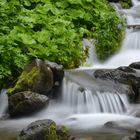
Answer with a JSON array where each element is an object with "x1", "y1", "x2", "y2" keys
[
  {"x1": 119, "y1": 0, "x2": 132, "y2": 9},
  {"x1": 0, "y1": 0, "x2": 124, "y2": 87}
]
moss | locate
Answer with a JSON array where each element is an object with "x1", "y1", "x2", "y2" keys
[
  {"x1": 119, "y1": 0, "x2": 132, "y2": 9},
  {"x1": 120, "y1": 2, "x2": 129, "y2": 8},
  {"x1": 43, "y1": 123, "x2": 70, "y2": 140},
  {"x1": 44, "y1": 123, "x2": 58, "y2": 140},
  {"x1": 56, "y1": 126, "x2": 70, "y2": 140},
  {"x1": 8, "y1": 67, "x2": 40, "y2": 96}
]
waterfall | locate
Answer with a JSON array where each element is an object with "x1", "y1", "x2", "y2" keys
[
  {"x1": 61, "y1": 78, "x2": 129, "y2": 114},
  {"x1": 83, "y1": 39, "x2": 98, "y2": 66},
  {"x1": 89, "y1": 0, "x2": 140, "y2": 69},
  {"x1": 0, "y1": 89, "x2": 8, "y2": 118}
]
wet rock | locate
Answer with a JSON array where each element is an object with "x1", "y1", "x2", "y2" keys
[
  {"x1": 136, "y1": 130, "x2": 140, "y2": 139},
  {"x1": 44, "y1": 60, "x2": 64, "y2": 98},
  {"x1": 9, "y1": 91, "x2": 49, "y2": 117},
  {"x1": 94, "y1": 62, "x2": 140, "y2": 102},
  {"x1": 117, "y1": 66, "x2": 136, "y2": 73},
  {"x1": 56, "y1": 125, "x2": 71, "y2": 140},
  {"x1": 8, "y1": 59, "x2": 64, "y2": 97},
  {"x1": 129, "y1": 62, "x2": 140, "y2": 70},
  {"x1": 18, "y1": 119, "x2": 71, "y2": 140},
  {"x1": 45, "y1": 60, "x2": 64, "y2": 84}
]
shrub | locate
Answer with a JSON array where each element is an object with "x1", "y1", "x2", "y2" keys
[{"x1": 0, "y1": 0, "x2": 124, "y2": 87}]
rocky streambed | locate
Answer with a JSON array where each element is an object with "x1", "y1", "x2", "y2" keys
[{"x1": 1, "y1": 60, "x2": 140, "y2": 140}]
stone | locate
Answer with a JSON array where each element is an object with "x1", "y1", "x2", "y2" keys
[
  {"x1": 9, "y1": 91, "x2": 49, "y2": 117},
  {"x1": 136, "y1": 129, "x2": 140, "y2": 139},
  {"x1": 45, "y1": 60, "x2": 64, "y2": 84},
  {"x1": 94, "y1": 62, "x2": 140, "y2": 102},
  {"x1": 44, "y1": 60, "x2": 64, "y2": 98},
  {"x1": 18, "y1": 119, "x2": 71, "y2": 140},
  {"x1": 8, "y1": 59, "x2": 64, "y2": 97},
  {"x1": 56, "y1": 125, "x2": 71, "y2": 140},
  {"x1": 129, "y1": 62, "x2": 140, "y2": 70}
]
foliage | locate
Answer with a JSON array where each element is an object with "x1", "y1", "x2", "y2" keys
[
  {"x1": 0, "y1": 0, "x2": 124, "y2": 87},
  {"x1": 119, "y1": 0, "x2": 132, "y2": 9},
  {"x1": 0, "y1": 1, "x2": 28, "y2": 87}
]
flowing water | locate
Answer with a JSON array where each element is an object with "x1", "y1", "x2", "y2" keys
[
  {"x1": 85, "y1": 0, "x2": 140, "y2": 69},
  {"x1": 0, "y1": 89, "x2": 8, "y2": 118},
  {"x1": 1, "y1": 0, "x2": 140, "y2": 140}
]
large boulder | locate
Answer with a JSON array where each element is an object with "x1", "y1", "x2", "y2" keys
[
  {"x1": 18, "y1": 119, "x2": 71, "y2": 140},
  {"x1": 8, "y1": 59, "x2": 64, "y2": 97},
  {"x1": 9, "y1": 91, "x2": 49, "y2": 117},
  {"x1": 94, "y1": 62, "x2": 140, "y2": 102}
]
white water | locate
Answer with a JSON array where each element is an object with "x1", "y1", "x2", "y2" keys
[
  {"x1": 84, "y1": 39, "x2": 98, "y2": 65},
  {"x1": 0, "y1": 89, "x2": 8, "y2": 118},
  {"x1": 62, "y1": 113, "x2": 140, "y2": 136},
  {"x1": 83, "y1": 0, "x2": 140, "y2": 69},
  {"x1": 61, "y1": 78, "x2": 129, "y2": 114}
]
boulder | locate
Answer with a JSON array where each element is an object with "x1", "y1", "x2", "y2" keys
[
  {"x1": 8, "y1": 59, "x2": 64, "y2": 97},
  {"x1": 45, "y1": 60, "x2": 64, "y2": 98},
  {"x1": 9, "y1": 91, "x2": 49, "y2": 117},
  {"x1": 18, "y1": 119, "x2": 71, "y2": 140},
  {"x1": 129, "y1": 62, "x2": 140, "y2": 70},
  {"x1": 45, "y1": 60, "x2": 64, "y2": 85},
  {"x1": 94, "y1": 62, "x2": 140, "y2": 102}
]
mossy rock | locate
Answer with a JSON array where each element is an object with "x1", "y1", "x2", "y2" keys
[
  {"x1": 56, "y1": 125, "x2": 70, "y2": 140},
  {"x1": 8, "y1": 59, "x2": 54, "y2": 96},
  {"x1": 18, "y1": 119, "x2": 71, "y2": 140}
]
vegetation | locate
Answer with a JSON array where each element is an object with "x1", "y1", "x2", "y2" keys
[
  {"x1": 119, "y1": 0, "x2": 132, "y2": 9},
  {"x1": 0, "y1": 0, "x2": 124, "y2": 87}
]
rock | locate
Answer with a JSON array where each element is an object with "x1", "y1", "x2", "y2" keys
[
  {"x1": 117, "y1": 66, "x2": 136, "y2": 73},
  {"x1": 45, "y1": 60, "x2": 64, "y2": 84},
  {"x1": 129, "y1": 62, "x2": 140, "y2": 70},
  {"x1": 18, "y1": 119, "x2": 71, "y2": 140},
  {"x1": 56, "y1": 125, "x2": 71, "y2": 140},
  {"x1": 135, "y1": 130, "x2": 140, "y2": 139},
  {"x1": 45, "y1": 60, "x2": 64, "y2": 98},
  {"x1": 9, "y1": 91, "x2": 49, "y2": 117},
  {"x1": 8, "y1": 59, "x2": 64, "y2": 97},
  {"x1": 94, "y1": 62, "x2": 140, "y2": 102}
]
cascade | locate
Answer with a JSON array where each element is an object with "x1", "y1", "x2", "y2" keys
[
  {"x1": 90, "y1": 0, "x2": 140, "y2": 68},
  {"x1": 61, "y1": 77, "x2": 129, "y2": 114},
  {"x1": 0, "y1": 89, "x2": 8, "y2": 118},
  {"x1": 83, "y1": 39, "x2": 98, "y2": 65}
]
